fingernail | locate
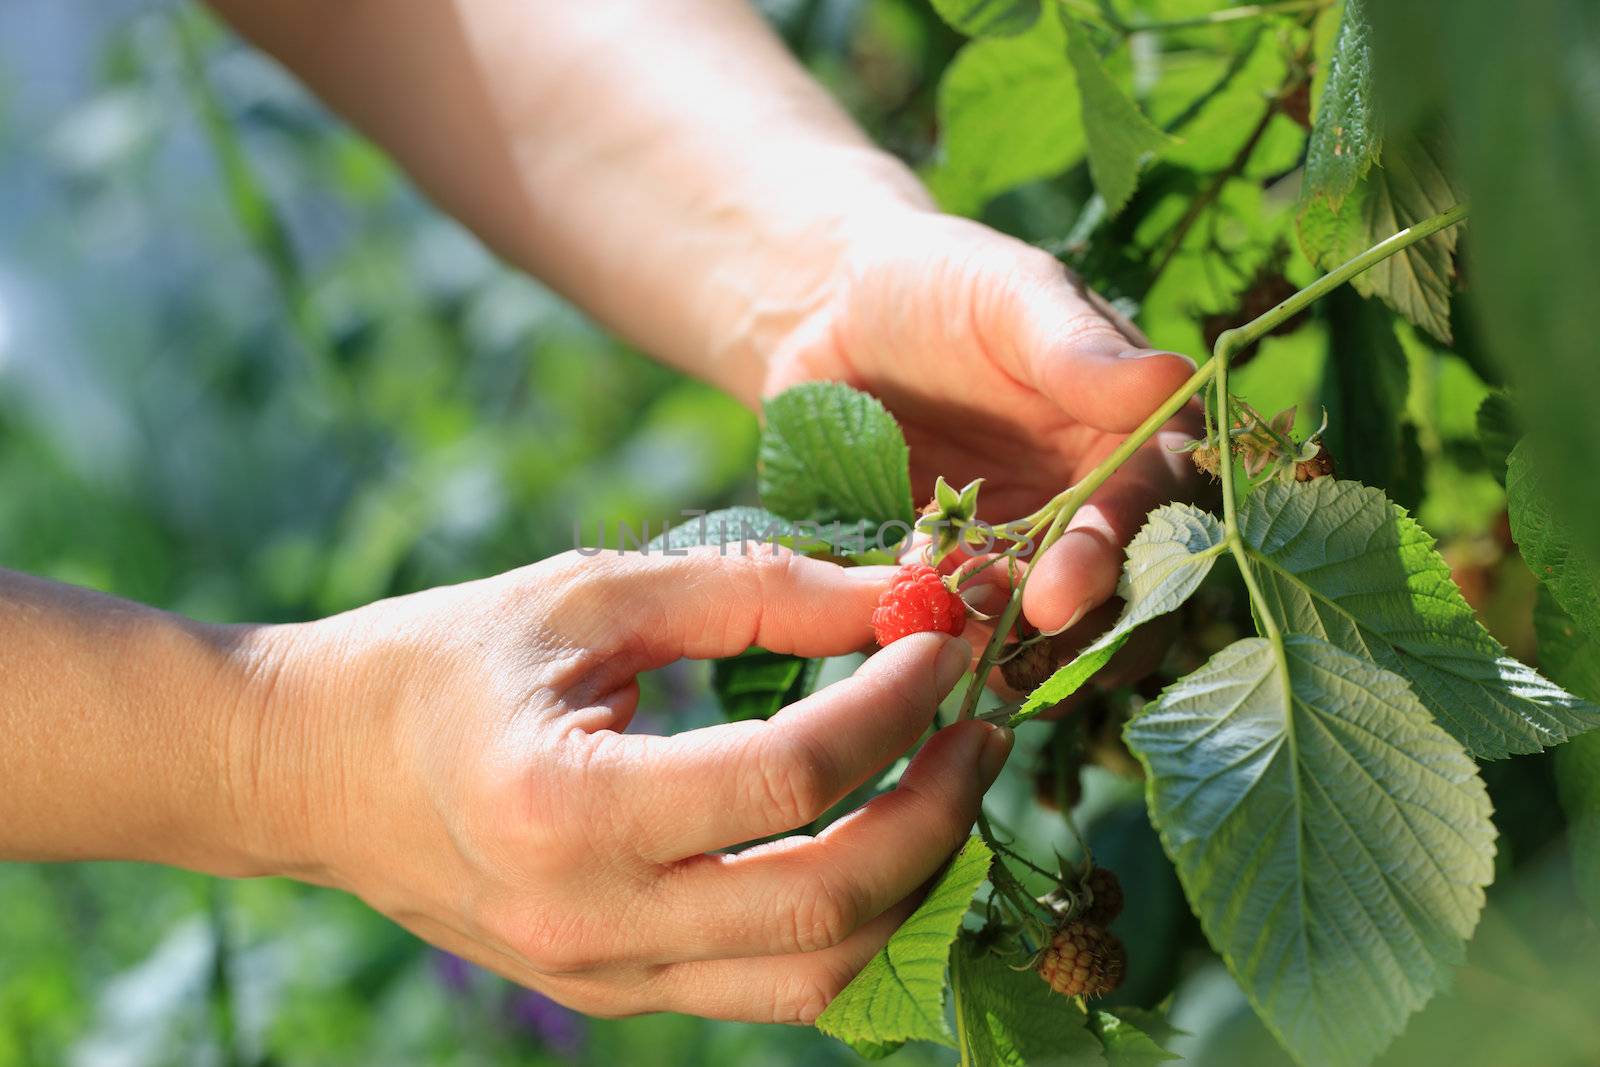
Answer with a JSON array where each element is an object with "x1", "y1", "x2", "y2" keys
[
  {"x1": 1041, "y1": 601, "x2": 1089, "y2": 638},
  {"x1": 934, "y1": 637, "x2": 972, "y2": 693},
  {"x1": 843, "y1": 565, "x2": 899, "y2": 585},
  {"x1": 1120, "y1": 347, "x2": 1197, "y2": 370},
  {"x1": 977, "y1": 724, "x2": 1014, "y2": 785},
  {"x1": 963, "y1": 582, "x2": 1006, "y2": 614}
]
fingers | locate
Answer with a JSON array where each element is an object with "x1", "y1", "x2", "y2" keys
[
  {"x1": 649, "y1": 893, "x2": 923, "y2": 1024},
  {"x1": 1009, "y1": 267, "x2": 1198, "y2": 434},
  {"x1": 550, "y1": 547, "x2": 895, "y2": 665},
  {"x1": 601, "y1": 632, "x2": 972, "y2": 862},
  {"x1": 646, "y1": 718, "x2": 1012, "y2": 962},
  {"x1": 1022, "y1": 428, "x2": 1198, "y2": 632}
]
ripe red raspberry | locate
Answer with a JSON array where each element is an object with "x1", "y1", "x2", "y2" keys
[
  {"x1": 1037, "y1": 920, "x2": 1126, "y2": 998},
  {"x1": 1080, "y1": 867, "x2": 1124, "y2": 926},
  {"x1": 871, "y1": 565, "x2": 967, "y2": 646}
]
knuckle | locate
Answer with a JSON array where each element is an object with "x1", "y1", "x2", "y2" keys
[
  {"x1": 782, "y1": 874, "x2": 859, "y2": 954},
  {"x1": 752, "y1": 735, "x2": 837, "y2": 830},
  {"x1": 775, "y1": 961, "x2": 858, "y2": 1025},
  {"x1": 495, "y1": 908, "x2": 609, "y2": 976}
]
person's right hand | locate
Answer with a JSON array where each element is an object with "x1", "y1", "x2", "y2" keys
[{"x1": 234, "y1": 548, "x2": 1012, "y2": 1023}]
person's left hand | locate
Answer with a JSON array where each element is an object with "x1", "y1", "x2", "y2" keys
[{"x1": 763, "y1": 209, "x2": 1202, "y2": 638}]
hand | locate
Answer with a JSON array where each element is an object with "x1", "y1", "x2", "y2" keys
[
  {"x1": 764, "y1": 209, "x2": 1203, "y2": 635},
  {"x1": 241, "y1": 548, "x2": 1012, "y2": 1022}
]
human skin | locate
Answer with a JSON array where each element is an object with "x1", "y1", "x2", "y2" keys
[
  {"x1": 207, "y1": 0, "x2": 1200, "y2": 634},
  {"x1": 0, "y1": 0, "x2": 1200, "y2": 1025},
  {"x1": 0, "y1": 554, "x2": 1010, "y2": 1021}
]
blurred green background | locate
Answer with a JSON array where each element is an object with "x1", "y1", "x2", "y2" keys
[{"x1": 1, "y1": 2, "x2": 1594, "y2": 1066}]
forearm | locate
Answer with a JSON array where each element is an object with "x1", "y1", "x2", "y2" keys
[
  {"x1": 0, "y1": 570, "x2": 292, "y2": 877},
  {"x1": 207, "y1": 0, "x2": 932, "y2": 405}
]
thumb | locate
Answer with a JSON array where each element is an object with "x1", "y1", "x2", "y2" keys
[{"x1": 1007, "y1": 268, "x2": 1197, "y2": 434}]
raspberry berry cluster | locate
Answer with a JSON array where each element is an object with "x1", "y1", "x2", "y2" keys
[{"x1": 1037, "y1": 866, "x2": 1127, "y2": 998}]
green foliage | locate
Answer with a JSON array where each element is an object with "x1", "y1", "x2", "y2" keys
[
  {"x1": 1321, "y1": 286, "x2": 1417, "y2": 501},
  {"x1": 1013, "y1": 502, "x2": 1224, "y2": 723},
  {"x1": 1126, "y1": 634, "x2": 1495, "y2": 1067},
  {"x1": 710, "y1": 648, "x2": 822, "y2": 722},
  {"x1": 1088, "y1": 1008, "x2": 1182, "y2": 1065},
  {"x1": 1473, "y1": 391, "x2": 1519, "y2": 485},
  {"x1": 1239, "y1": 479, "x2": 1600, "y2": 758},
  {"x1": 1298, "y1": 127, "x2": 1463, "y2": 342},
  {"x1": 648, "y1": 506, "x2": 799, "y2": 550},
  {"x1": 951, "y1": 940, "x2": 1106, "y2": 1066},
  {"x1": 10, "y1": 2, "x2": 1599, "y2": 1065},
  {"x1": 1374, "y1": 0, "x2": 1600, "y2": 564},
  {"x1": 929, "y1": 0, "x2": 1040, "y2": 37},
  {"x1": 1534, "y1": 592, "x2": 1600, "y2": 923},
  {"x1": 759, "y1": 382, "x2": 915, "y2": 532},
  {"x1": 927, "y1": 11, "x2": 1083, "y2": 215},
  {"x1": 1302, "y1": 0, "x2": 1380, "y2": 210},
  {"x1": 816, "y1": 837, "x2": 993, "y2": 1050},
  {"x1": 1508, "y1": 440, "x2": 1600, "y2": 640},
  {"x1": 1061, "y1": 16, "x2": 1170, "y2": 216}
]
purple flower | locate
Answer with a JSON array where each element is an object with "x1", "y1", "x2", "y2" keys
[
  {"x1": 432, "y1": 950, "x2": 476, "y2": 995},
  {"x1": 508, "y1": 989, "x2": 587, "y2": 1059}
]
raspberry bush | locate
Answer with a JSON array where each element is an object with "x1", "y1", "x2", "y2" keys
[{"x1": 658, "y1": 1, "x2": 1600, "y2": 1064}]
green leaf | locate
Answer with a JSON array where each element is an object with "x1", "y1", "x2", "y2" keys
[
  {"x1": 1321, "y1": 285, "x2": 1418, "y2": 506},
  {"x1": 816, "y1": 836, "x2": 993, "y2": 1049},
  {"x1": 1507, "y1": 439, "x2": 1600, "y2": 642},
  {"x1": 1090, "y1": 1008, "x2": 1182, "y2": 1066},
  {"x1": 1303, "y1": 0, "x2": 1380, "y2": 210},
  {"x1": 952, "y1": 939, "x2": 1106, "y2": 1067},
  {"x1": 1534, "y1": 590, "x2": 1600, "y2": 924},
  {"x1": 927, "y1": 11, "x2": 1084, "y2": 215},
  {"x1": 647, "y1": 506, "x2": 798, "y2": 550},
  {"x1": 929, "y1": 0, "x2": 1040, "y2": 37},
  {"x1": 759, "y1": 383, "x2": 914, "y2": 531},
  {"x1": 1239, "y1": 478, "x2": 1600, "y2": 759},
  {"x1": 1062, "y1": 15, "x2": 1170, "y2": 216},
  {"x1": 1474, "y1": 391, "x2": 1520, "y2": 486},
  {"x1": 1298, "y1": 126, "x2": 1464, "y2": 343},
  {"x1": 1373, "y1": 0, "x2": 1600, "y2": 566},
  {"x1": 1126, "y1": 634, "x2": 1496, "y2": 1067},
  {"x1": 1012, "y1": 503, "x2": 1225, "y2": 724},
  {"x1": 711, "y1": 648, "x2": 822, "y2": 722},
  {"x1": 648, "y1": 505, "x2": 888, "y2": 556}
]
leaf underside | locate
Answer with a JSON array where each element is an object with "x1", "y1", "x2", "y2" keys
[
  {"x1": 1127, "y1": 634, "x2": 1495, "y2": 1067},
  {"x1": 1299, "y1": 126, "x2": 1464, "y2": 343},
  {"x1": 1014, "y1": 502, "x2": 1224, "y2": 723}
]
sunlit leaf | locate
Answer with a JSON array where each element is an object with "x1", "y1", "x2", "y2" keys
[
  {"x1": 1127, "y1": 635, "x2": 1495, "y2": 1067},
  {"x1": 1012, "y1": 503, "x2": 1224, "y2": 724},
  {"x1": 816, "y1": 837, "x2": 992, "y2": 1049},
  {"x1": 759, "y1": 383, "x2": 914, "y2": 531},
  {"x1": 953, "y1": 939, "x2": 1106, "y2": 1066},
  {"x1": 1241, "y1": 478, "x2": 1600, "y2": 758}
]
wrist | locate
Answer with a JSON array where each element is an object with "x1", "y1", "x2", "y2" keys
[{"x1": 211, "y1": 615, "x2": 382, "y2": 888}]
